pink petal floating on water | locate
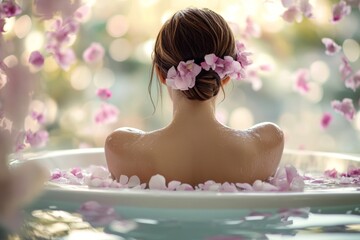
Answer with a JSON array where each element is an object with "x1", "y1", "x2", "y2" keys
[
  {"x1": 324, "y1": 168, "x2": 338, "y2": 178},
  {"x1": 83, "y1": 42, "x2": 105, "y2": 64},
  {"x1": 345, "y1": 70, "x2": 360, "y2": 91},
  {"x1": 320, "y1": 112, "x2": 332, "y2": 129},
  {"x1": 78, "y1": 201, "x2": 118, "y2": 227},
  {"x1": 321, "y1": 38, "x2": 342, "y2": 56},
  {"x1": 331, "y1": 98, "x2": 356, "y2": 121},
  {"x1": 28, "y1": 51, "x2": 45, "y2": 68},
  {"x1": 127, "y1": 175, "x2": 140, "y2": 187},
  {"x1": 294, "y1": 68, "x2": 310, "y2": 94},
  {"x1": 96, "y1": 88, "x2": 112, "y2": 100},
  {"x1": 168, "y1": 180, "x2": 181, "y2": 191},
  {"x1": 176, "y1": 183, "x2": 194, "y2": 191},
  {"x1": 331, "y1": 0, "x2": 351, "y2": 23}
]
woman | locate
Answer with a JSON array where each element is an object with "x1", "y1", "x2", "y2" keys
[{"x1": 105, "y1": 8, "x2": 284, "y2": 186}]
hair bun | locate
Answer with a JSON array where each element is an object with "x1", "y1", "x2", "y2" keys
[{"x1": 182, "y1": 70, "x2": 221, "y2": 101}]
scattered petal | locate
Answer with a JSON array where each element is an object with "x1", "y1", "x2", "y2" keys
[
  {"x1": 340, "y1": 56, "x2": 353, "y2": 81},
  {"x1": 321, "y1": 38, "x2": 341, "y2": 56},
  {"x1": 83, "y1": 42, "x2": 105, "y2": 64},
  {"x1": 25, "y1": 130, "x2": 49, "y2": 148},
  {"x1": 149, "y1": 174, "x2": 167, "y2": 190},
  {"x1": 96, "y1": 88, "x2": 112, "y2": 100},
  {"x1": 320, "y1": 112, "x2": 332, "y2": 129},
  {"x1": 324, "y1": 168, "x2": 338, "y2": 178},
  {"x1": 332, "y1": 0, "x2": 351, "y2": 23},
  {"x1": 78, "y1": 201, "x2": 118, "y2": 227},
  {"x1": 94, "y1": 103, "x2": 119, "y2": 124},
  {"x1": 331, "y1": 98, "x2": 356, "y2": 121},
  {"x1": 28, "y1": 51, "x2": 45, "y2": 68},
  {"x1": 282, "y1": 6, "x2": 302, "y2": 23},
  {"x1": 293, "y1": 68, "x2": 310, "y2": 94},
  {"x1": 345, "y1": 70, "x2": 360, "y2": 91},
  {"x1": 0, "y1": 0, "x2": 22, "y2": 18}
]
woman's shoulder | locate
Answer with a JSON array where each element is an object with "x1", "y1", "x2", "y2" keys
[
  {"x1": 245, "y1": 122, "x2": 284, "y2": 146},
  {"x1": 105, "y1": 127, "x2": 145, "y2": 150}
]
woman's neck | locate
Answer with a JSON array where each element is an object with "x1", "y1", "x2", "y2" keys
[{"x1": 169, "y1": 91, "x2": 219, "y2": 128}]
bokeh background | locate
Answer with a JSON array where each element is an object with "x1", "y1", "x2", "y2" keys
[{"x1": 2, "y1": 0, "x2": 360, "y2": 154}]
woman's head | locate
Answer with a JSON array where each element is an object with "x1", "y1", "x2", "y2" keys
[{"x1": 152, "y1": 8, "x2": 236, "y2": 101}]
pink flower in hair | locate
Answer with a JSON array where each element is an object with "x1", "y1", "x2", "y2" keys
[
  {"x1": 293, "y1": 68, "x2": 310, "y2": 94},
  {"x1": 166, "y1": 60, "x2": 201, "y2": 90},
  {"x1": 320, "y1": 112, "x2": 332, "y2": 129},
  {"x1": 345, "y1": 70, "x2": 360, "y2": 91},
  {"x1": 83, "y1": 42, "x2": 105, "y2": 64},
  {"x1": 321, "y1": 38, "x2": 341, "y2": 56},
  {"x1": 96, "y1": 88, "x2": 112, "y2": 100},
  {"x1": 0, "y1": 0, "x2": 22, "y2": 18},
  {"x1": 340, "y1": 56, "x2": 353, "y2": 81},
  {"x1": 331, "y1": 98, "x2": 356, "y2": 121},
  {"x1": 29, "y1": 51, "x2": 45, "y2": 68},
  {"x1": 235, "y1": 41, "x2": 252, "y2": 68},
  {"x1": 331, "y1": 0, "x2": 351, "y2": 23}
]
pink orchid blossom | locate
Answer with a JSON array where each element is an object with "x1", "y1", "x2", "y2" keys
[
  {"x1": 78, "y1": 201, "x2": 118, "y2": 227},
  {"x1": 321, "y1": 38, "x2": 342, "y2": 56},
  {"x1": 96, "y1": 88, "x2": 112, "y2": 100},
  {"x1": 340, "y1": 56, "x2": 353, "y2": 81},
  {"x1": 320, "y1": 112, "x2": 332, "y2": 129},
  {"x1": 294, "y1": 68, "x2": 310, "y2": 94},
  {"x1": 83, "y1": 42, "x2": 105, "y2": 64},
  {"x1": 0, "y1": 0, "x2": 22, "y2": 18},
  {"x1": 331, "y1": 98, "x2": 356, "y2": 121},
  {"x1": 332, "y1": 0, "x2": 351, "y2": 23},
  {"x1": 345, "y1": 70, "x2": 360, "y2": 91},
  {"x1": 28, "y1": 51, "x2": 45, "y2": 68},
  {"x1": 166, "y1": 60, "x2": 201, "y2": 90},
  {"x1": 94, "y1": 103, "x2": 119, "y2": 124},
  {"x1": 30, "y1": 111, "x2": 45, "y2": 124},
  {"x1": 25, "y1": 130, "x2": 49, "y2": 148}
]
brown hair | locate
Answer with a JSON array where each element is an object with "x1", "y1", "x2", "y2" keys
[{"x1": 150, "y1": 8, "x2": 236, "y2": 103}]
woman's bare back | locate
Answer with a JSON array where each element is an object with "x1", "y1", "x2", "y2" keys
[{"x1": 105, "y1": 122, "x2": 284, "y2": 185}]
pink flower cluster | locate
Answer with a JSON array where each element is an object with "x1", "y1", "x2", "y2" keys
[
  {"x1": 45, "y1": 17, "x2": 79, "y2": 70},
  {"x1": 50, "y1": 164, "x2": 305, "y2": 192},
  {"x1": 166, "y1": 41, "x2": 251, "y2": 91},
  {"x1": 281, "y1": 0, "x2": 313, "y2": 23}
]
